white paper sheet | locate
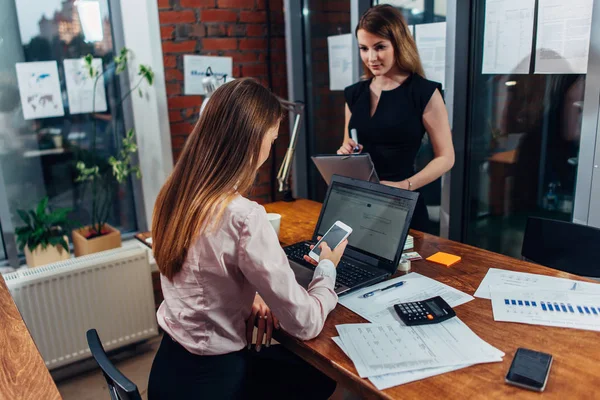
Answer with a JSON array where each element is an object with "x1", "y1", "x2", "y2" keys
[
  {"x1": 415, "y1": 22, "x2": 446, "y2": 88},
  {"x1": 491, "y1": 287, "x2": 600, "y2": 331},
  {"x1": 328, "y1": 34, "x2": 354, "y2": 91},
  {"x1": 474, "y1": 268, "x2": 600, "y2": 299},
  {"x1": 64, "y1": 58, "x2": 108, "y2": 114},
  {"x1": 408, "y1": 25, "x2": 415, "y2": 37},
  {"x1": 332, "y1": 336, "x2": 474, "y2": 389},
  {"x1": 482, "y1": 0, "x2": 535, "y2": 74},
  {"x1": 339, "y1": 273, "x2": 474, "y2": 325},
  {"x1": 535, "y1": 0, "x2": 593, "y2": 74},
  {"x1": 184, "y1": 55, "x2": 232, "y2": 95},
  {"x1": 15, "y1": 61, "x2": 65, "y2": 120},
  {"x1": 336, "y1": 319, "x2": 503, "y2": 378}
]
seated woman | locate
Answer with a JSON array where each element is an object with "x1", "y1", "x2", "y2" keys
[{"x1": 148, "y1": 78, "x2": 346, "y2": 400}]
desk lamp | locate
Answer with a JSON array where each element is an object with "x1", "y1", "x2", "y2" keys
[{"x1": 199, "y1": 70, "x2": 305, "y2": 202}]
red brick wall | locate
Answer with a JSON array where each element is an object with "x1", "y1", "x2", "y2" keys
[{"x1": 158, "y1": 0, "x2": 288, "y2": 203}]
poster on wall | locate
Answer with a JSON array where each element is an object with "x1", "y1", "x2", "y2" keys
[
  {"x1": 482, "y1": 0, "x2": 535, "y2": 74},
  {"x1": 534, "y1": 0, "x2": 593, "y2": 74},
  {"x1": 415, "y1": 22, "x2": 447, "y2": 88},
  {"x1": 184, "y1": 55, "x2": 233, "y2": 95},
  {"x1": 64, "y1": 58, "x2": 108, "y2": 114},
  {"x1": 15, "y1": 61, "x2": 65, "y2": 120},
  {"x1": 328, "y1": 34, "x2": 354, "y2": 91}
]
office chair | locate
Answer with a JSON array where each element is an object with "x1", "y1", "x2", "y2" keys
[
  {"x1": 86, "y1": 329, "x2": 143, "y2": 400},
  {"x1": 522, "y1": 217, "x2": 600, "y2": 278}
]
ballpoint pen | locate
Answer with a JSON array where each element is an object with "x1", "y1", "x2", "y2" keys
[{"x1": 362, "y1": 281, "x2": 406, "y2": 298}]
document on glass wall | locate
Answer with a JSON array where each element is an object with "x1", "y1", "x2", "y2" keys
[
  {"x1": 184, "y1": 55, "x2": 232, "y2": 95},
  {"x1": 534, "y1": 0, "x2": 593, "y2": 74},
  {"x1": 482, "y1": 0, "x2": 535, "y2": 74},
  {"x1": 64, "y1": 58, "x2": 108, "y2": 114},
  {"x1": 327, "y1": 34, "x2": 354, "y2": 91},
  {"x1": 415, "y1": 23, "x2": 446, "y2": 88},
  {"x1": 335, "y1": 319, "x2": 504, "y2": 378},
  {"x1": 474, "y1": 268, "x2": 600, "y2": 299},
  {"x1": 491, "y1": 287, "x2": 600, "y2": 331},
  {"x1": 15, "y1": 61, "x2": 65, "y2": 120},
  {"x1": 408, "y1": 25, "x2": 415, "y2": 37},
  {"x1": 339, "y1": 273, "x2": 473, "y2": 325}
]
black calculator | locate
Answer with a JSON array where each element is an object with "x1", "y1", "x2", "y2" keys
[{"x1": 393, "y1": 296, "x2": 456, "y2": 326}]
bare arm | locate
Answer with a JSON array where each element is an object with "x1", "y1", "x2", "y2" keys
[{"x1": 381, "y1": 90, "x2": 455, "y2": 190}]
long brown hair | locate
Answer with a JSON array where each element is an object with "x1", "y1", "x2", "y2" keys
[
  {"x1": 356, "y1": 4, "x2": 425, "y2": 79},
  {"x1": 152, "y1": 78, "x2": 282, "y2": 280}
]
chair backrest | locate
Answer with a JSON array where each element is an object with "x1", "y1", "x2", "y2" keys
[
  {"x1": 86, "y1": 329, "x2": 142, "y2": 400},
  {"x1": 522, "y1": 217, "x2": 600, "y2": 277}
]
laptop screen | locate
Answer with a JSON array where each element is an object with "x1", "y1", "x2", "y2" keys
[{"x1": 316, "y1": 181, "x2": 412, "y2": 263}]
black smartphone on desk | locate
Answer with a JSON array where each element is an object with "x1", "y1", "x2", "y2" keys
[{"x1": 505, "y1": 348, "x2": 553, "y2": 392}]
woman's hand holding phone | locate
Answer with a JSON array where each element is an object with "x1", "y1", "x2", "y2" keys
[{"x1": 303, "y1": 236, "x2": 348, "y2": 267}]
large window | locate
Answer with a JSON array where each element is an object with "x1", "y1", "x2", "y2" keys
[{"x1": 0, "y1": 0, "x2": 139, "y2": 265}]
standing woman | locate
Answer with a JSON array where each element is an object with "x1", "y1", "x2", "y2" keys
[
  {"x1": 148, "y1": 78, "x2": 343, "y2": 399},
  {"x1": 338, "y1": 4, "x2": 454, "y2": 232}
]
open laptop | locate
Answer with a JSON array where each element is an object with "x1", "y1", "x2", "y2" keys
[
  {"x1": 311, "y1": 154, "x2": 379, "y2": 185},
  {"x1": 284, "y1": 175, "x2": 419, "y2": 295}
]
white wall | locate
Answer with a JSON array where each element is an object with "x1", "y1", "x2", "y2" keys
[{"x1": 119, "y1": 0, "x2": 173, "y2": 227}]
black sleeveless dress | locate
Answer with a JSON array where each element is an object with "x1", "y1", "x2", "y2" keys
[{"x1": 344, "y1": 73, "x2": 442, "y2": 232}]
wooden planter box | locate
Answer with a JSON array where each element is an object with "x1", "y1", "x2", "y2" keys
[
  {"x1": 25, "y1": 237, "x2": 70, "y2": 267},
  {"x1": 72, "y1": 224, "x2": 122, "y2": 257}
]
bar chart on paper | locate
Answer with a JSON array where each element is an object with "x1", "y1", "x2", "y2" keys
[{"x1": 490, "y1": 288, "x2": 600, "y2": 332}]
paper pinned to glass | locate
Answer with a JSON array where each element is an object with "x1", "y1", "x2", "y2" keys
[
  {"x1": 338, "y1": 272, "x2": 474, "y2": 325},
  {"x1": 16, "y1": 61, "x2": 65, "y2": 120},
  {"x1": 415, "y1": 22, "x2": 447, "y2": 88},
  {"x1": 327, "y1": 33, "x2": 354, "y2": 91},
  {"x1": 481, "y1": 0, "x2": 535, "y2": 74},
  {"x1": 474, "y1": 268, "x2": 600, "y2": 299},
  {"x1": 334, "y1": 318, "x2": 504, "y2": 380},
  {"x1": 64, "y1": 58, "x2": 108, "y2": 114}
]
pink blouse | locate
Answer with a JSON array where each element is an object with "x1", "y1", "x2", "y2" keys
[{"x1": 156, "y1": 195, "x2": 338, "y2": 356}]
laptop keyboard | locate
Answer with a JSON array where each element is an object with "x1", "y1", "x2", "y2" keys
[{"x1": 283, "y1": 242, "x2": 378, "y2": 290}]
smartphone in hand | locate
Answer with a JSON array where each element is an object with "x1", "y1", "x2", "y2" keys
[{"x1": 308, "y1": 221, "x2": 352, "y2": 262}]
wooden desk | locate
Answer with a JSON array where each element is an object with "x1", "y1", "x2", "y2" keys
[
  {"x1": 0, "y1": 276, "x2": 61, "y2": 399},
  {"x1": 265, "y1": 199, "x2": 600, "y2": 399}
]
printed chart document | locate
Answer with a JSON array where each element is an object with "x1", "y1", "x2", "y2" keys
[
  {"x1": 339, "y1": 273, "x2": 474, "y2": 324},
  {"x1": 336, "y1": 319, "x2": 504, "y2": 378},
  {"x1": 64, "y1": 58, "x2": 108, "y2": 114},
  {"x1": 415, "y1": 23, "x2": 446, "y2": 88},
  {"x1": 491, "y1": 287, "x2": 600, "y2": 332},
  {"x1": 482, "y1": 0, "x2": 535, "y2": 74},
  {"x1": 535, "y1": 0, "x2": 593, "y2": 74},
  {"x1": 327, "y1": 34, "x2": 354, "y2": 91},
  {"x1": 474, "y1": 268, "x2": 600, "y2": 299},
  {"x1": 15, "y1": 61, "x2": 65, "y2": 120}
]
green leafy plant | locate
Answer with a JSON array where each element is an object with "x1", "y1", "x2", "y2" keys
[
  {"x1": 15, "y1": 197, "x2": 74, "y2": 252},
  {"x1": 75, "y1": 48, "x2": 153, "y2": 238}
]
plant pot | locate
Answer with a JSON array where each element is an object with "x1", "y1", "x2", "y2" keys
[
  {"x1": 25, "y1": 236, "x2": 71, "y2": 267},
  {"x1": 72, "y1": 223, "x2": 122, "y2": 257}
]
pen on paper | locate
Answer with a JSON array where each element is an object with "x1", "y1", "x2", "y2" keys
[{"x1": 362, "y1": 281, "x2": 406, "y2": 298}]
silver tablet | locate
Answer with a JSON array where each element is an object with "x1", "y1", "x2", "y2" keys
[{"x1": 311, "y1": 154, "x2": 379, "y2": 185}]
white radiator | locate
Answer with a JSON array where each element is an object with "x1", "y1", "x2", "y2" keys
[{"x1": 3, "y1": 246, "x2": 159, "y2": 370}]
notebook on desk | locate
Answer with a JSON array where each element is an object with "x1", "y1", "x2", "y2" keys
[{"x1": 284, "y1": 175, "x2": 419, "y2": 295}]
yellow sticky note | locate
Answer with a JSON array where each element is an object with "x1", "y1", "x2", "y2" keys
[{"x1": 426, "y1": 252, "x2": 461, "y2": 267}]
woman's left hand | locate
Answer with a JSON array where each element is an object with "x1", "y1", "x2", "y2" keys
[
  {"x1": 246, "y1": 294, "x2": 280, "y2": 351},
  {"x1": 380, "y1": 180, "x2": 409, "y2": 190}
]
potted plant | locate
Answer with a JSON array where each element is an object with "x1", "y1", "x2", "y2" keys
[
  {"x1": 16, "y1": 197, "x2": 74, "y2": 267},
  {"x1": 71, "y1": 49, "x2": 153, "y2": 257}
]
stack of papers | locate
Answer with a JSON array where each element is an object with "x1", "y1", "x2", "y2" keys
[
  {"x1": 333, "y1": 319, "x2": 504, "y2": 389},
  {"x1": 476, "y1": 268, "x2": 600, "y2": 331},
  {"x1": 403, "y1": 235, "x2": 414, "y2": 250},
  {"x1": 336, "y1": 273, "x2": 503, "y2": 389}
]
